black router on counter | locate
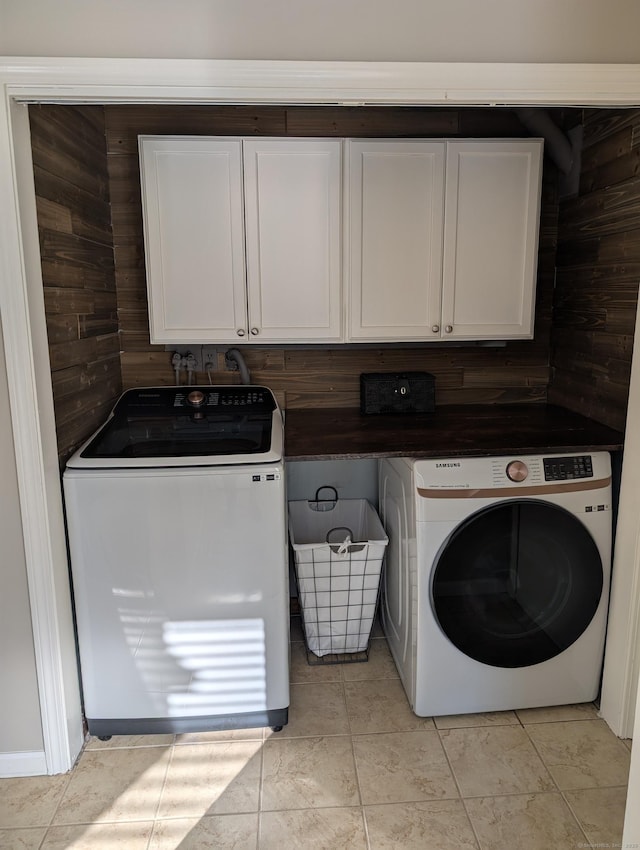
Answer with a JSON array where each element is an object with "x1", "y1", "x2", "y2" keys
[{"x1": 360, "y1": 372, "x2": 436, "y2": 415}]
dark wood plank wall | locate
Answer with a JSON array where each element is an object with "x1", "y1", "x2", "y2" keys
[
  {"x1": 104, "y1": 105, "x2": 558, "y2": 410},
  {"x1": 29, "y1": 105, "x2": 121, "y2": 464},
  {"x1": 548, "y1": 109, "x2": 640, "y2": 432}
]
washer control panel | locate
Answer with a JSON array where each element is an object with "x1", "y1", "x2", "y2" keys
[
  {"x1": 506, "y1": 460, "x2": 529, "y2": 482},
  {"x1": 110, "y1": 386, "x2": 276, "y2": 415},
  {"x1": 174, "y1": 388, "x2": 272, "y2": 410},
  {"x1": 543, "y1": 455, "x2": 593, "y2": 481}
]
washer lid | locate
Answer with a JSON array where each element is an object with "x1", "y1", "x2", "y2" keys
[{"x1": 65, "y1": 385, "x2": 283, "y2": 468}]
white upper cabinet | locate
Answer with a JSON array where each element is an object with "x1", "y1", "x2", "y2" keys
[
  {"x1": 442, "y1": 141, "x2": 543, "y2": 340},
  {"x1": 141, "y1": 135, "x2": 543, "y2": 347},
  {"x1": 243, "y1": 139, "x2": 342, "y2": 342},
  {"x1": 139, "y1": 137, "x2": 247, "y2": 343},
  {"x1": 139, "y1": 136, "x2": 343, "y2": 344},
  {"x1": 347, "y1": 138, "x2": 543, "y2": 342},
  {"x1": 347, "y1": 141, "x2": 446, "y2": 341}
]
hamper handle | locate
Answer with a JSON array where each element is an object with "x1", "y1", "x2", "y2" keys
[
  {"x1": 314, "y1": 485, "x2": 338, "y2": 504},
  {"x1": 309, "y1": 485, "x2": 339, "y2": 512},
  {"x1": 326, "y1": 525, "x2": 365, "y2": 554}
]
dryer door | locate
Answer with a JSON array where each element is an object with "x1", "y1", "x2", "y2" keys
[{"x1": 431, "y1": 499, "x2": 603, "y2": 668}]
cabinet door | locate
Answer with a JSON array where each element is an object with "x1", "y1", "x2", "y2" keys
[
  {"x1": 243, "y1": 139, "x2": 343, "y2": 342},
  {"x1": 442, "y1": 140, "x2": 543, "y2": 340},
  {"x1": 348, "y1": 140, "x2": 445, "y2": 341},
  {"x1": 139, "y1": 136, "x2": 247, "y2": 343}
]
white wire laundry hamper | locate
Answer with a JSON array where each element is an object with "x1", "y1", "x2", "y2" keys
[{"x1": 288, "y1": 487, "x2": 389, "y2": 660}]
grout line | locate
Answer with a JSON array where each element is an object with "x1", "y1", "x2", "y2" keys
[
  {"x1": 256, "y1": 737, "x2": 265, "y2": 848},
  {"x1": 149, "y1": 741, "x2": 176, "y2": 827},
  {"x1": 359, "y1": 804, "x2": 372, "y2": 850},
  {"x1": 346, "y1": 688, "x2": 364, "y2": 810},
  {"x1": 434, "y1": 724, "x2": 484, "y2": 850},
  {"x1": 560, "y1": 787, "x2": 613, "y2": 849},
  {"x1": 35, "y1": 751, "x2": 87, "y2": 849},
  {"x1": 520, "y1": 721, "x2": 591, "y2": 846}
]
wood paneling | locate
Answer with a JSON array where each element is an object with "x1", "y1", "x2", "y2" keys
[
  {"x1": 549, "y1": 108, "x2": 640, "y2": 431},
  {"x1": 105, "y1": 105, "x2": 557, "y2": 410},
  {"x1": 26, "y1": 103, "x2": 638, "y2": 442},
  {"x1": 30, "y1": 105, "x2": 121, "y2": 464}
]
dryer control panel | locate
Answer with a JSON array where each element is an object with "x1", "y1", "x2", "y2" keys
[{"x1": 543, "y1": 455, "x2": 593, "y2": 481}]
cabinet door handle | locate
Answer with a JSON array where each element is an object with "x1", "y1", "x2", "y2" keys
[
  {"x1": 431, "y1": 325, "x2": 440, "y2": 333},
  {"x1": 236, "y1": 328, "x2": 246, "y2": 337},
  {"x1": 250, "y1": 327, "x2": 260, "y2": 336},
  {"x1": 445, "y1": 325, "x2": 453, "y2": 334}
]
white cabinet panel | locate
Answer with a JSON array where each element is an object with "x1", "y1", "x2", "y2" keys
[
  {"x1": 348, "y1": 141, "x2": 445, "y2": 341},
  {"x1": 141, "y1": 135, "x2": 542, "y2": 347},
  {"x1": 243, "y1": 139, "x2": 342, "y2": 341},
  {"x1": 139, "y1": 137, "x2": 247, "y2": 343},
  {"x1": 141, "y1": 136, "x2": 342, "y2": 345},
  {"x1": 442, "y1": 140, "x2": 542, "y2": 340},
  {"x1": 347, "y1": 138, "x2": 542, "y2": 343}
]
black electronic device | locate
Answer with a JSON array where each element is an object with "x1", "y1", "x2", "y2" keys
[{"x1": 360, "y1": 372, "x2": 435, "y2": 415}]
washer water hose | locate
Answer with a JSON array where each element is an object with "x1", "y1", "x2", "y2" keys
[{"x1": 225, "y1": 348, "x2": 251, "y2": 385}]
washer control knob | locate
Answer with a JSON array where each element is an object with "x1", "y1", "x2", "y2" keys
[
  {"x1": 187, "y1": 390, "x2": 205, "y2": 407},
  {"x1": 506, "y1": 460, "x2": 529, "y2": 482}
]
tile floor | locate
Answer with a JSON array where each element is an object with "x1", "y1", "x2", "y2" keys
[{"x1": 0, "y1": 620, "x2": 632, "y2": 850}]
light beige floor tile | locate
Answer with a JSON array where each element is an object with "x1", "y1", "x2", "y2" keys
[
  {"x1": 279, "y1": 682, "x2": 349, "y2": 738},
  {"x1": 516, "y1": 702, "x2": 599, "y2": 724},
  {"x1": 0, "y1": 774, "x2": 69, "y2": 828},
  {"x1": 157, "y1": 740, "x2": 262, "y2": 819},
  {"x1": 526, "y1": 719, "x2": 631, "y2": 790},
  {"x1": 52, "y1": 746, "x2": 170, "y2": 824},
  {"x1": 344, "y1": 679, "x2": 435, "y2": 734},
  {"x1": 260, "y1": 808, "x2": 367, "y2": 850},
  {"x1": 41, "y1": 821, "x2": 154, "y2": 849},
  {"x1": 365, "y1": 800, "x2": 479, "y2": 850},
  {"x1": 434, "y1": 710, "x2": 519, "y2": 730},
  {"x1": 85, "y1": 733, "x2": 174, "y2": 749},
  {"x1": 354, "y1": 730, "x2": 457, "y2": 804},
  {"x1": 149, "y1": 813, "x2": 258, "y2": 850},
  {"x1": 465, "y1": 793, "x2": 586, "y2": 850},
  {"x1": 175, "y1": 727, "x2": 265, "y2": 744},
  {"x1": 0, "y1": 828, "x2": 46, "y2": 849},
  {"x1": 439, "y1": 725, "x2": 554, "y2": 797},
  {"x1": 261, "y1": 736, "x2": 359, "y2": 811},
  {"x1": 290, "y1": 641, "x2": 343, "y2": 684},
  {"x1": 624, "y1": 738, "x2": 633, "y2": 751},
  {"x1": 341, "y1": 638, "x2": 399, "y2": 682},
  {"x1": 564, "y1": 786, "x2": 627, "y2": 848}
]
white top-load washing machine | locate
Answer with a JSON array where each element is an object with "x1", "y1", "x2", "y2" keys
[
  {"x1": 63, "y1": 385, "x2": 289, "y2": 738},
  {"x1": 379, "y1": 452, "x2": 612, "y2": 717}
]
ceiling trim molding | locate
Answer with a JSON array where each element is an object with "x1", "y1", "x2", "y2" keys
[{"x1": 2, "y1": 57, "x2": 640, "y2": 105}]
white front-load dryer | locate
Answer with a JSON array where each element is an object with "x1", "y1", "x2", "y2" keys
[{"x1": 379, "y1": 452, "x2": 612, "y2": 717}]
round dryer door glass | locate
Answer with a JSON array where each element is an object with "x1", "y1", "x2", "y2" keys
[{"x1": 431, "y1": 500, "x2": 603, "y2": 668}]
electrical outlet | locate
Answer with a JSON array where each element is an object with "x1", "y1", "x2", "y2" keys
[{"x1": 202, "y1": 346, "x2": 222, "y2": 371}]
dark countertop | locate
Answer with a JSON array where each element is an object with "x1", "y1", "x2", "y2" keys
[{"x1": 283, "y1": 404, "x2": 625, "y2": 461}]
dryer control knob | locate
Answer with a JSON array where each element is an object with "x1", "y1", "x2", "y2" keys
[
  {"x1": 506, "y1": 460, "x2": 529, "y2": 482},
  {"x1": 187, "y1": 390, "x2": 205, "y2": 407}
]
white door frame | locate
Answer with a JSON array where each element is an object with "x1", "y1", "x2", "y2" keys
[{"x1": 1, "y1": 58, "x2": 639, "y2": 829}]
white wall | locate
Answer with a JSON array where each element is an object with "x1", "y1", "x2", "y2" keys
[
  {"x1": 1, "y1": 0, "x2": 640, "y2": 63},
  {"x1": 0, "y1": 317, "x2": 44, "y2": 756}
]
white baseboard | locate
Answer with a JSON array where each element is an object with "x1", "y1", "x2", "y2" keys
[{"x1": 0, "y1": 749, "x2": 48, "y2": 777}]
